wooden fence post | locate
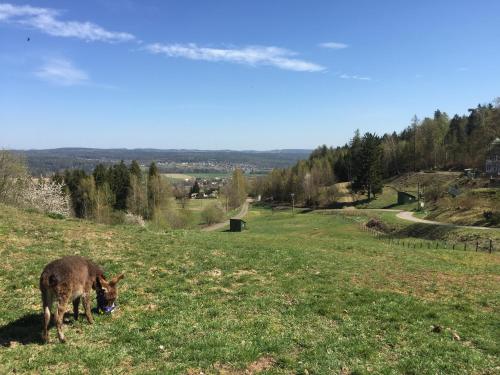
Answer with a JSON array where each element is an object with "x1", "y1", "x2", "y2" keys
[{"x1": 490, "y1": 240, "x2": 493, "y2": 254}]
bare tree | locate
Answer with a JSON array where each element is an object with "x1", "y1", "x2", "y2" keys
[{"x1": 0, "y1": 150, "x2": 28, "y2": 203}]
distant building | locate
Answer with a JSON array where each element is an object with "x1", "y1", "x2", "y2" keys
[
  {"x1": 230, "y1": 219, "x2": 246, "y2": 232},
  {"x1": 486, "y1": 138, "x2": 500, "y2": 177},
  {"x1": 463, "y1": 168, "x2": 478, "y2": 179},
  {"x1": 397, "y1": 191, "x2": 417, "y2": 205}
]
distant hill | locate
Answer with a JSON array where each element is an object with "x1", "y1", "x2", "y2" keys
[{"x1": 11, "y1": 148, "x2": 312, "y2": 175}]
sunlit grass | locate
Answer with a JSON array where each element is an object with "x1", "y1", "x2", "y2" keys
[{"x1": 0, "y1": 204, "x2": 498, "y2": 374}]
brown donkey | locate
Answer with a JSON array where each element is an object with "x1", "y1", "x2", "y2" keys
[{"x1": 39, "y1": 255, "x2": 124, "y2": 343}]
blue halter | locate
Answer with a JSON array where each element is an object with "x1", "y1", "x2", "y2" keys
[{"x1": 96, "y1": 289, "x2": 116, "y2": 314}]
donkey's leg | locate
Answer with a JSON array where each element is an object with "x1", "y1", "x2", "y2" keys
[
  {"x1": 41, "y1": 292, "x2": 52, "y2": 343},
  {"x1": 73, "y1": 297, "x2": 81, "y2": 321},
  {"x1": 82, "y1": 292, "x2": 94, "y2": 324},
  {"x1": 55, "y1": 297, "x2": 68, "y2": 343}
]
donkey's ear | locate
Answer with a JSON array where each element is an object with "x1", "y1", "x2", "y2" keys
[
  {"x1": 110, "y1": 273, "x2": 125, "y2": 286},
  {"x1": 97, "y1": 275, "x2": 109, "y2": 291}
]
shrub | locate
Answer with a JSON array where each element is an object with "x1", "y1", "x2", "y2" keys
[
  {"x1": 47, "y1": 212, "x2": 65, "y2": 220},
  {"x1": 483, "y1": 210, "x2": 500, "y2": 225},
  {"x1": 201, "y1": 203, "x2": 225, "y2": 225},
  {"x1": 424, "y1": 183, "x2": 445, "y2": 202},
  {"x1": 124, "y1": 212, "x2": 146, "y2": 227},
  {"x1": 19, "y1": 178, "x2": 71, "y2": 217},
  {"x1": 366, "y1": 218, "x2": 390, "y2": 232},
  {"x1": 166, "y1": 208, "x2": 195, "y2": 229}
]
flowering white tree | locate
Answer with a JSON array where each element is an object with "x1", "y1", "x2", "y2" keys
[{"x1": 19, "y1": 178, "x2": 71, "y2": 217}]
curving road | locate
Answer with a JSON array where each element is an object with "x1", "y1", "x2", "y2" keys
[{"x1": 395, "y1": 210, "x2": 495, "y2": 230}]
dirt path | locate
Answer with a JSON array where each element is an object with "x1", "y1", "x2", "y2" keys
[
  {"x1": 202, "y1": 198, "x2": 251, "y2": 232},
  {"x1": 329, "y1": 207, "x2": 498, "y2": 230},
  {"x1": 395, "y1": 210, "x2": 496, "y2": 230}
]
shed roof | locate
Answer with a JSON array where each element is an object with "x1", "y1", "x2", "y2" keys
[{"x1": 491, "y1": 137, "x2": 500, "y2": 148}]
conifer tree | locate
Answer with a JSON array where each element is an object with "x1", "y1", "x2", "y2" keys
[
  {"x1": 93, "y1": 164, "x2": 108, "y2": 187},
  {"x1": 109, "y1": 160, "x2": 130, "y2": 210},
  {"x1": 130, "y1": 160, "x2": 142, "y2": 181}
]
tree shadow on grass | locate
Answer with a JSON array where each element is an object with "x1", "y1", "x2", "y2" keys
[
  {"x1": 394, "y1": 223, "x2": 456, "y2": 240},
  {"x1": 0, "y1": 313, "x2": 43, "y2": 346}
]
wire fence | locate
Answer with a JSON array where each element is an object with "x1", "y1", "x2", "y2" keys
[{"x1": 334, "y1": 210, "x2": 496, "y2": 254}]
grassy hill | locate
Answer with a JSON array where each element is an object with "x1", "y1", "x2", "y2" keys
[
  {"x1": 358, "y1": 172, "x2": 500, "y2": 227},
  {"x1": 0, "y1": 204, "x2": 498, "y2": 374}
]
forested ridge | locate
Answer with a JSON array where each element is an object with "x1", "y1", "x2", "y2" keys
[{"x1": 255, "y1": 100, "x2": 500, "y2": 205}]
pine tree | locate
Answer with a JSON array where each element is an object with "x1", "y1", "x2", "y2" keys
[
  {"x1": 64, "y1": 169, "x2": 87, "y2": 217},
  {"x1": 130, "y1": 160, "x2": 142, "y2": 181},
  {"x1": 148, "y1": 162, "x2": 159, "y2": 178},
  {"x1": 93, "y1": 164, "x2": 108, "y2": 188},
  {"x1": 352, "y1": 133, "x2": 383, "y2": 200},
  {"x1": 108, "y1": 161, "x2": 131, "y2": 210},
  {"x1": 190, "y1": 181, "x2": 200, "y2": 195}
]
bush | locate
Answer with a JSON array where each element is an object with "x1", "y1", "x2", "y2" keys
[
  {"x1": 483, "y1": 210, "x2": 500, "y2": 225},
  {"x1": 166, "y1": 208, "x2": 195, "y2": 229},
  {"x1": 124, "y1": 212, "x2": 146, "y2": 227},
  {"x1": 19, "y1": 179, "x2": 71, "y2": 217},
  {"x1": 366, "y1": 218, "x2": 390, "y2": 232},
  {"x1": 47, "y1": 212, "x2": 65, "y2": 220},
  {"x1": 424, "y1": 183, "x2": 445, "y2": 202},
  {"x1": 201, "y1": 203, "x2": 225, "y2": 225}
]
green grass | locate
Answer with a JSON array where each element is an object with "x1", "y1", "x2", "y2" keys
[
  {"x1": 174, "y1": 198, "x2": 239, "y2": 227},
  {"x1": 0, "y1": 204, "x2": 499, "y2": 374}
]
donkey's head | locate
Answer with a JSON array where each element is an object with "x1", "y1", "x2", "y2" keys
[{"x1": 96, "y1": 274, "x2": 124, "y2": 313}]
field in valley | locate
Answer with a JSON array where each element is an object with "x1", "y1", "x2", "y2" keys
[{"x1": 0, "y1": 204, "x2": 498, "y2": 374}]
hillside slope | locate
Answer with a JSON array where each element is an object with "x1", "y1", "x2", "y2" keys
[
  {"x1": 0, "y1": 204, "x2": 498, "y2": 374},
  {"x1": 358, "y1": 172, "x2": 500, "y2": 227}
]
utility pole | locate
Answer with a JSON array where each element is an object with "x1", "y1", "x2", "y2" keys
[
  {"x1": 412, "y1": 115, "x2": 418, "y2": 172},
  {"x1": 417, "y1": 182, "x2": 420, "y2": 211},
  {"x1": 291, "y1": 193, "x2": 295, "y2": 214}
]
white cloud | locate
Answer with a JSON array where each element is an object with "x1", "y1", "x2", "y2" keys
[
  {"x1": 35, "y1": 58, "x2": 89, "y2": 86},
  {"x1": 0, "y1": 3, "x2": 135, "y2": 42},
  {"x1": 319, "y1": 42, "x2": 348, "y2": 49},
  {"x1": 339, "y1": 73, "x2": 371, "y2": 81},
  {"x1": 145, "y1": 43, "x2": 325, "y2": 72}
]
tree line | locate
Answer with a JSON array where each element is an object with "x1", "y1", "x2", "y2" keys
[
  {"x1": 253, "y1": 99, "x2": 500, "y2": 206},
  {"x1": 54, "y1": 161, "x2": 248, "y2": 227},
  {"x1": 54, "y1": 161, "x2": 174, "y2": 225}
]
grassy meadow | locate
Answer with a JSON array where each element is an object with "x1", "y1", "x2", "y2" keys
[{"x1": 0, "y1": 204, "x2": 499, "y2": 374}]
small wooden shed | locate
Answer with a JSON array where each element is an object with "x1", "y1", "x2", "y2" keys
[
  {"x1": 397, "y1": 191, "x2": 417, "y2": 205},
  {"x1": 230, "y1": 219, "x2": 246, "y2": 232}
]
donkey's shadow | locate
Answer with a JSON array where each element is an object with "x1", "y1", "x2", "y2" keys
[
  {"x1": 0, "y1": 312, "x2": 84, "y2": 346},
  {"x1": 0, "y1": 313, "x2": 43, "y2": 346}
]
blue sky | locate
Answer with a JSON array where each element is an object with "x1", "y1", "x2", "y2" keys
[{"x1": 1, "y1": 0, "x2": 499, "y2": 150}]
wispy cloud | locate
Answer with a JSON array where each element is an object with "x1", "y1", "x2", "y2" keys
[
  {"x1": 35, "y1": 58, "x2": 89, "y2": 86},
  {"x1": 319, "y1": 42, "x2": 348, "y2": 49},
  {"x1": 0, "y1": 3, "x2": 135, "y2": 42},
  {"x1": 339, "y1": 73, "x2": 371, "y2": 81},
  {"x1": 145, "y1": 43, "x2": 325, "y2": 72}
]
